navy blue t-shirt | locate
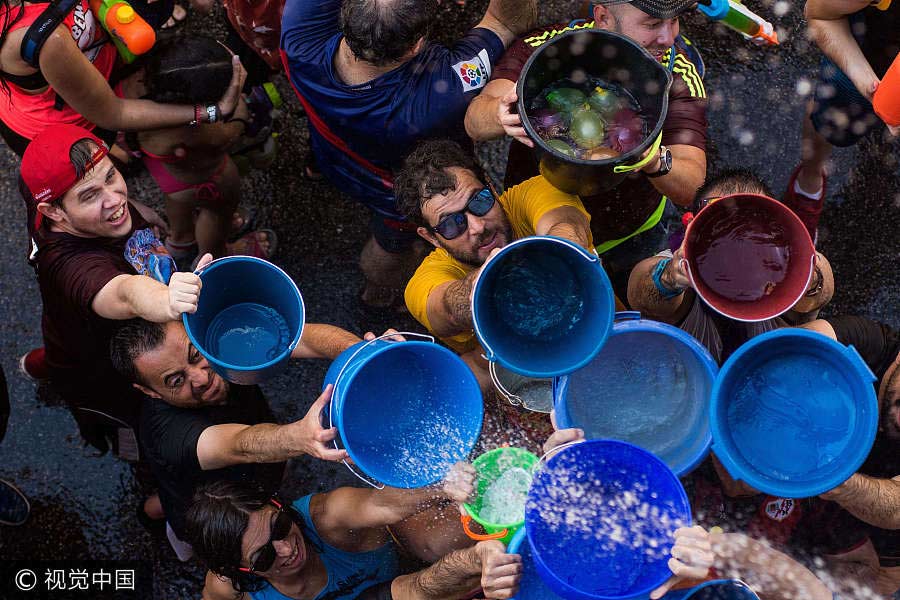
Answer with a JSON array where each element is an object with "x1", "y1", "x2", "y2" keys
[{"x1": 281, "y1": 0, "x2": 504, "y2": 216}]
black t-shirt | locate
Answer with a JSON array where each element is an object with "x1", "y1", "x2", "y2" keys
[
  {"x1": 139, "y1": 384, "x2": 286, "y2": 539},
  {"x1": 827, "y1": 316, "x2": 900, "y2": 566}
]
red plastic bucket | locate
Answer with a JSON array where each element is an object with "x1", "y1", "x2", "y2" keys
[{"x1": 683, "y1": 193, "x2": 815, "y2": 322}]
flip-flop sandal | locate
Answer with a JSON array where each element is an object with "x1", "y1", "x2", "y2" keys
[
  {"x1": 161, "y1": 3, "x2": 187, "y2": 29},
  {"x1": 0, "y1": 479, "x2": 30, "y2": 526},
  {"x1": 226, "y1": 229, "x2": 278, "y2": 260}
]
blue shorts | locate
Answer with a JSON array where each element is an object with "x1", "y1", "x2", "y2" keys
[
  {"x1": 809, "y1": 13, "x2": 881, "y2": 147},
  {"x1": 369, "y1": 212, "x2": 418, "y2": 254}
]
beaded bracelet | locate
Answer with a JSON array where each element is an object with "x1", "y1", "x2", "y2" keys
[{"x1": 651, "y1": 258, "x2": 684, "y2": 300}]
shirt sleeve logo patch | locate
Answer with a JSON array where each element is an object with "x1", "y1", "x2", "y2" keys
[{"x1": 453, "y1": 49, "x2": 492, "y2": 92}]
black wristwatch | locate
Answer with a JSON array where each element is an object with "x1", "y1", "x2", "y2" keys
[{"x1": 645, "y1": 145, "x2": 672, "y2": 178}]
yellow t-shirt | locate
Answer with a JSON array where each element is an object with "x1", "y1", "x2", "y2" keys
[{"x1": 404, "y1": 176, "x2": 594, "y2": 353}]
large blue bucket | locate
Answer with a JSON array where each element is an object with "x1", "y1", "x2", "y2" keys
[
  {"x1": 662, "y1": 580, "x2": 759, "y2": 600},
  {"x1": 554, "y1": 312, "x2": 717, "y2": 476},
  {"x1": 711, "y1": 329, "x2": 878, "y2": 498},
  {"x1": 323, "y1": 334, "x2": 484, "y2": 488},
  {"x1": 525, "y1": 440, "x2": 691, "y2": 600},
  {"x1": 184, "y1": 257, "x2": 304, "y2": 385},
  {"x1": 473, "y1": 236, "x2": 615, "y2": 378},
  {"x1": 507, "y1": 528, "x2": 562, "y2": 600}
]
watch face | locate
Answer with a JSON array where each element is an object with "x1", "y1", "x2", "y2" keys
[{"x1": 662, "y1": 148, "x2": 672, "y2": 171}]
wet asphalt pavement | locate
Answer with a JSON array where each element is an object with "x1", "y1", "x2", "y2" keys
[{"x1": 0, "y1": 0, "x2": 898, "y2": 598}]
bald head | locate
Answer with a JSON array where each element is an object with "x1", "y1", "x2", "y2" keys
[{"x1": 340, "y1": 0, "x2": 434, "y2": 66}]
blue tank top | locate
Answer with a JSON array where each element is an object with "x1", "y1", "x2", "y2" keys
[{"x1": 251, "y1": 495, "x2": 401, "y2": 600}]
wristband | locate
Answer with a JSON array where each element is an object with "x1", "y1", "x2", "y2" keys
[
  {"x1": 205, "y1": 104, "x2": 219, "y2": 124},
  {"x1": 189, "y1": 104, "x2": 203, "y2": 127},
  {"x1": 652, "y1": 258, "x2": 684, "y2": 299}
]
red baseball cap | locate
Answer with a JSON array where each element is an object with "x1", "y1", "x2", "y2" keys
[{"x1": 20, "y1": 124, "x2": 109, "y2": 231}]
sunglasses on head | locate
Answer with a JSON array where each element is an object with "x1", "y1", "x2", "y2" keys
[
  {"x1": 430, "y1": 187, "x2": 495, "y2": 240},
  {"x1": 241, "y1": 498, "x2": 295, "y2": 574}
]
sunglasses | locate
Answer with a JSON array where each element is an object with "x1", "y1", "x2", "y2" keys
[
  {"x1": 241, "y1": 499, "x2": 295, "y2": 574},
  {"x1": 430, "y1": 187, "x2": 495, "y2": 240}
]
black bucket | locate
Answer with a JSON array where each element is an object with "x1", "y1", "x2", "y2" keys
[{"x1": 517, "y1": 29, "x2": 672, "y2": 197}]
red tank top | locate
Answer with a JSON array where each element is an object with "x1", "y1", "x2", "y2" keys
[{"x1": 0, "y1": 0, "x2": 117, "y2": 140}]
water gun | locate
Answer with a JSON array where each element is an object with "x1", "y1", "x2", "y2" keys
[
  {"x1": 697, "y1": 0, "x2": 779, "y2": 46},
  {"x1": 89, "y1": 0, "x2": 155, "y2": 63}
]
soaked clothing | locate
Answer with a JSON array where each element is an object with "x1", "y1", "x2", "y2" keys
[
  {"x1": 280, "y1": 0, "x2": 504, "y2": 217},
  {"x1": 826, "y1": 316, "x2": 900, "y2": 568},
  {"x1": 687, "y1": 458, "x2": 870, "y2": 561},
  {"x1": 492, "y1": 21, "x2": 707, "y2": 255},
  {"x1": 404, "y1": 175, "x2": 593, "y2": 353},
  {"x1": 0, "y1": 0, "x2": 117, "y2": 140},
  {"x1": 35, "y1": 206, "x2": 149, "y2": 450},
  {"x1": 223, "y1": 0, "x2": 285, "y2": 71},
  {"x1": 140, "y1": 384, "x2": 286, "y2": 539},
  {"x1": 251, "y1": 495, "x2": 400, "y2": 600}
]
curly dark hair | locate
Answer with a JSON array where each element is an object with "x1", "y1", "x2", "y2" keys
[
  {"x1": 394, "y1": 139, "x2": 484, "y2": 226},
  {"x1": 185, "y1": 481, "x2": 271, "y2": 594},
  {"x1": 340, "y1": 0, "x2": 435, "y2": 67},
  {"x1": 109, "y1": 319, "x2": 167, "y2": 386}
]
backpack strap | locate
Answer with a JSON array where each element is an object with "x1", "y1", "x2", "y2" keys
[{"x1": 20, "y1": 0, "x2": 81, "y2": 68}]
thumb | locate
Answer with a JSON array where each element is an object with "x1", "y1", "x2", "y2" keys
[
  {"x1": 311, "y1": 384, "x2": 334, "y2": 413},
  {"x1": 649, "y1": 575, "x2": 679, "y2": 600},
  {"x1": 196, "y1": 253, "x2": 214, "y2": 270}
]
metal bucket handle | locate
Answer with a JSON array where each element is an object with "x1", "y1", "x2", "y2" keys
[
  {"x1": 535, "y1": 439, "x2": 585, "y2": 471},
  {"x1": 612, "y1": 132, "x2": 663, "y2": 174},
  {"x1": 489, "y1": 360, "x2": 523, "y2": 408},
  {"x1": 328, "y1": 331, "x2": 436, "y2": 489}
]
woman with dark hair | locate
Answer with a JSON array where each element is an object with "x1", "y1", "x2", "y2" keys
[
  {"x1": 0, "y1": 0, "x2": 244, "y2": 156},
  {"x1": 121, "y1": 34, "x2": 273, "y2": 262},
  {"x1": 185, "y1": 468, "x2": 482, "y2": 600}
]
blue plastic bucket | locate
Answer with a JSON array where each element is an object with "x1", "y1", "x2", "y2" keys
[
  {"x1": 525, "y1": 440, "x2": 691, "y2": 600},
  {"x1": 323, "y1": 335, "x2": 484, "y2": 488},
  {"x1": 507, "y1": 528, "x2": 562, "y2": 600},
  {"x1": 183, "y1": 257, "x2": 304, "y2": 385},
  {"x1": 711, "y1": 329, "x2": 879, "y2": 498},
  {"x1": 554, "y1": 312, "x2": 717, "y2": 476},
  {"x1": 662, "y1": 580, "x2": 759, "y2": 600},
  {"x1": 473, "y1": 236, "x2": 615, "y2": 378}
]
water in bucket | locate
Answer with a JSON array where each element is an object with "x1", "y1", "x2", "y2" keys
[
  {"x1": 693, "y1": 204, "x2": 792, "y2": 303},
  {"x1": 206, "y1": 303, "x2": 291, "y2": 367},
  {"x1": 480, "y1": 467, "x2": 532, "y2": 524},
  {"x1": 492, "y1": 251, "x2": 585, "y2": 341},
  {"x1": 529, "y1": 77, "x2": 650, "y2": 160},
  {"x1": 728, "y1": 355, "x2": 854, "y2": 481}
]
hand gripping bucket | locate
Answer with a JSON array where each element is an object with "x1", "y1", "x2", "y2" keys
[
  {"x1": 554, "y1": 312, "x2": 717, "y2": 476},
  {"x1": 517, "y1": 29, "x2": 672, "y2": 197},
  {"x1": 322, "y1": 333, "x2": 484, "y2": 489},
  {"x1": 683, "y1": 194, "x2": 815, "y2": 322},
  {"x1": 525, "y1": 439, "x2": 691, "y2": 600},
  {"x1": 662, "y1": 580, "x2": 759, "y2": 600},
  {"x1": 473, "y1": 236, "x2": 615, "y2": 378},
  {"x1": 461, "y1": 447, "x2": 538, "y2": 544},
  {"x1": 711, "y1": 329, "x2": 878, "y2": 498},
  {"x1": 183, "y1": 256, "x2": 304, "y2": 384},
  {"x1": 507, "y1": 528, "x2": 563, "y2": 600}
]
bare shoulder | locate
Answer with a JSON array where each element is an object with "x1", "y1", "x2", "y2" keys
[{"x1": 203, "y1": 571, "x2": 246, "y2": 600}]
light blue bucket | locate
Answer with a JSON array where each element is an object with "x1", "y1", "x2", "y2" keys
[
  {"x1": 554, "y1": 312, "x2": 717, "y2": 476},
  {"x1": 322, "y1": 333, "x2": 484, "y2": 489},
  {"x1": 472, "y1": 236, "x2": 615, "y2": 378},
  {"x1": 711, "y1": 328, "x2": 878, "y2": 498},
  {"x1": 507, "y1": 528, "x2": 562, "y2": 600},
  {"x1": 184, "y1": 256, "x2": 304, "y2": 385}
]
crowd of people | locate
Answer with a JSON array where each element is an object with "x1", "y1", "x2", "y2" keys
[{"x1": 1, "y1": 0, "x2": 898, "y2": 597}]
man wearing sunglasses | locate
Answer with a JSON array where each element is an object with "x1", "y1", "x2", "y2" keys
[
  {"x1": 463, "y1": 0, "x2": 708, "y2": 299},
  {"x1": 185, "y1": 473, "x2": 520, "y2": 600},
  {"x1": 396, "y1": 140, "x2": 597, "y2": 379},
  {"x1": 110, "y1": 318, "x2": 385, "y2": 561}
]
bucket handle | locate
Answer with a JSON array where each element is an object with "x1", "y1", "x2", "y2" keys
[
  {"x1": 489, "y1": 360, "x2": 523, "y2": 408},
  {"x1": 460, "y1": 511, "x2": 508, "y2": 541},
  {"x1": 612, "y1": 132, "x2": 663, "y2": 174},
  {"x1": 615, "y1": 310, "x2": 642, "y2": 321},
  {"x1": 536, "y1": 439, "x2": 584, "y2": 470},
  {"x1": 328, "y1": 331, "x2": 436, "y2": 490}
]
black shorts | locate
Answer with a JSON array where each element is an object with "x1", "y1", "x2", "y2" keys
[{"x1": 369, "y1": 212, "x2": 418, "y2": 254}]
